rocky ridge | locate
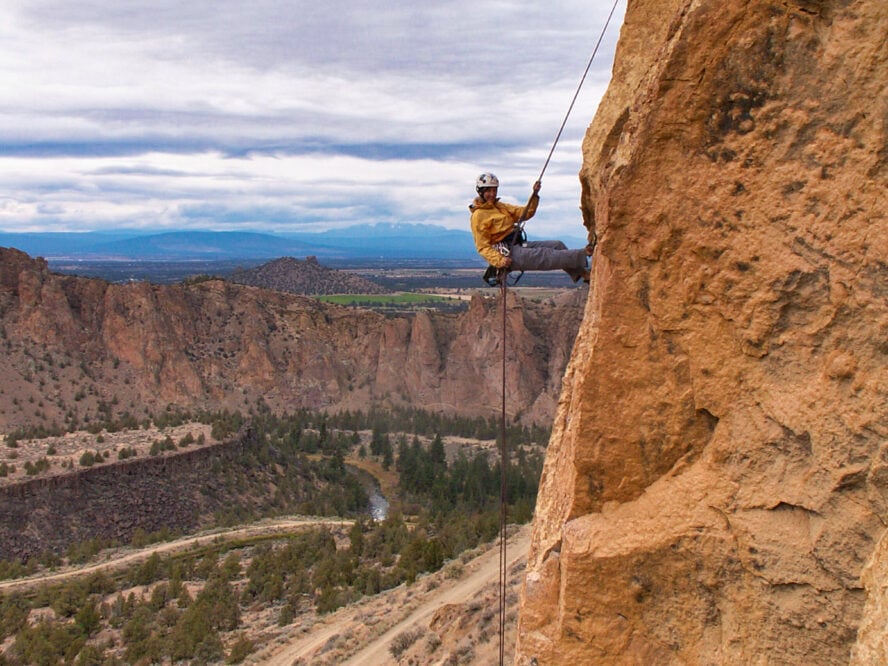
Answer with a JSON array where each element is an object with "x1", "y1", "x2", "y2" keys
[
  {"x1": 228, "y1": 255, "x2": 391, "y2": 295},
  {"x1": 0, "y1": 247, "x2": 584, "y2": 431},
  {"x1": 518, "y1": 0, "x2": 887, "y2": 663}
]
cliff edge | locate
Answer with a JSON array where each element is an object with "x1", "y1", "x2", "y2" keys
[
  {"x1": 518, "y1": 0, "x2": 886, "y2": 663},
  {"x1": 0, "y1": 248, "x2": 584, "y2": 429}
]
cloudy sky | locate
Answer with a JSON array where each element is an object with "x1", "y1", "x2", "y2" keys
[{"x1": 1, "y1": 0, "x2": 625, "y2": 240}]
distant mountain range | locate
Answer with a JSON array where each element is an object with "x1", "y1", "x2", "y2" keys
[
  {"x1": 0, "y1": 224, "x2": 487, "y2": 262},
  {"x1": 0, "y1": 223, "x2": 590, "y2": 264}
]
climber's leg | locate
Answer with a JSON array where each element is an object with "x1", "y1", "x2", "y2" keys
[{"x1": 510, "y1": 241, "x2": 588, "y2": 282}]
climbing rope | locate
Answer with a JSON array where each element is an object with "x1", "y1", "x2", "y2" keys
[
  {"x1": 496, "y1": 2, "x2": 622, "y2": 663},
  {"x1": 498, "y1": 276, "x2": 508, "y2": 666},
  {"x1": 537, "y1": 0, "x2": 622, "y2": 185},
  {"x1": 515, "y1": 0, "x2": 623, "y2": 236}
]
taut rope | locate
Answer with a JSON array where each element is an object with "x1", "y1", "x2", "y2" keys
[{"x1": 495, "y1": 2, "x2": 622, "y2": 663}]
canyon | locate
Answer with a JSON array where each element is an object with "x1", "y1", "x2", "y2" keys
[
  {"x1": 0, "y1": 247, "x2": 584, "y2": 432},
  {"x1": 1, "y1": 0, "x2": 885, "y2": 662}
]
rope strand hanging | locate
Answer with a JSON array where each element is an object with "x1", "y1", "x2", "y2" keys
[
  {"x1": 496, "y1": 1, "x2": 621, "y2": 663},
  {"x1": 498, "y1": 277, "x2": 509, "y2": 666}
]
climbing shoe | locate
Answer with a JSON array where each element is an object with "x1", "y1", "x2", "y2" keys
[{"x1": 586, "y1": 230, "x2": 598, "y2": 255}]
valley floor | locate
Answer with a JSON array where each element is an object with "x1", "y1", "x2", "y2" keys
[
  {"x1": 0, "y1": 515, "x2": 530, "y2": 665},
  {"x1": 257, "y1": 524, "x2": 530, "y2": 665}
]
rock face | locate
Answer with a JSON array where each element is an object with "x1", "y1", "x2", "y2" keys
[
  {"x1": 0, "y1": 248, "x2": 583, "y2": 429},
  {"x1": 0, "y1": 439, "x2": 242, "y2": 561},
  {"x1": 518, "y1": 0, "x2": 886, "y2": 663}
]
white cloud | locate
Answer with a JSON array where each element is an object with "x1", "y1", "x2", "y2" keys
[{"x1": 0, "y1": 0, "x2": 625, "y2": 241}]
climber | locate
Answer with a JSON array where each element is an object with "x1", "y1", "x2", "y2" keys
[{"x1": 469, "y1": 173, "x2": 592, "y2": 285}]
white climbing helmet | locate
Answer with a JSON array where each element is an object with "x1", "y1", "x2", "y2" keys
[{"x1": 476, "y1": 172, "x2": 499, "y2": 191}]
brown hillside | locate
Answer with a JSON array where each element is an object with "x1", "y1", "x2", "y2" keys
[
  {"x1": 229, "y1": 255, "x2": 391, "y2": 295},
  {"x1": 0, "y1": 247, "x2": 584, "y2": 433}
]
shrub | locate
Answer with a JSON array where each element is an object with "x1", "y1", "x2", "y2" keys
[
  {"x1": 23, "y1": 460, "x2": 43, "y2": 476},
  {"x1": 426, "y1": 632, "x2": 442, "y2": 654},
  {"x1": 0, "y1": 595, "x2": 29, "y2": 639},
  {"x1": 74, "y1": 600, "x2": 102, "y2": 636},
  {"x1": 132, "y1": 553, "x2": 164, "y2": 586},
  {"x1": 11, "y1": 618, "x2": 85, "y2": 665},
  {"x1": 226, "y1": 634, "x2": 255, "y2": 664},
  {"x1": 66, "y1": 537, "x2": 113, "y2": 565},
  {"x1": 118, "y1": 446, "x2": 137, "y2": 460},
  {"x1": 445, "y1": 562, "x2": 464, "y2": 579},
  {"x1": 50, "y1": 582, "x2": 88, "y2": 618},
  {"x1": 390, "y1": 627, "x2": 425, "y2": 659},
  {"x1": 278, "y1": 601, "x2": 297, "y2": 626},
  {"x1": 315, "y1": 586, "x2": 346, "y2": 615}
]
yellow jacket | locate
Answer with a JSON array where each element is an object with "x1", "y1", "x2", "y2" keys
[{"x1": 469, "y1": 194, "x2": 539, "y2": 268}]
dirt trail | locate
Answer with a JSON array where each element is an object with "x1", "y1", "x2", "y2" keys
[
  {"x1": 259, "y1": 525, "x2": 531, "y2": 666},
  {"x1": 1, "y1": 517, "x2": 531, "y2": 666},
  {"x1": 0, "y1": 517, "x2": 351, "y2": 595}
]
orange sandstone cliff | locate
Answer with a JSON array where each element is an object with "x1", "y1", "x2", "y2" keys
[
  {"x1": 518, "y1": 0, "x2": 886, "y2": 663},
  {"x1": 0, "y1": 249, "x2": 583, "y2": 429}
]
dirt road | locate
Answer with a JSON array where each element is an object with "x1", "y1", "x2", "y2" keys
[
  {"x1": 259, "y1": 524, "x2": 531, "y2": 666},
  {"x1": 0, "y1": 516, "x2": 352, "y2": 595},
  {"x1": 1, "y1": 516, "x2": 531, "y2": 666}
]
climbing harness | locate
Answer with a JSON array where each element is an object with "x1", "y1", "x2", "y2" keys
[
  {"x1": 483, "y1": 227, "x2": 528, "y2": 287},
  {"x1": 495, "y1": 1, "x2": 622, "y2": 662}
]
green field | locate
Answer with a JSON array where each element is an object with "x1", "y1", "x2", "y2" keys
[{"x1": 315, "y1": 293, "x2": 455, "y2": 306}]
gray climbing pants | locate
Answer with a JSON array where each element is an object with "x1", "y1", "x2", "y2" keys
[{"x1": 509, "y1": 240, "x2": 588, "y2": 282}]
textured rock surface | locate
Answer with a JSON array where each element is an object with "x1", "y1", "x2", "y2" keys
[
  {"x1": 518, "y1": 0, "x2": 886, "y2": 663},
  {"x1": 0, "y1": 439, "x2": 239, "y2": 561},
  {"x1": 0, "y1": 428, "x2": 329, "y2": 561},
  {"x1": 0, "y1": 248, "x2": 583, "y2": 428},
  {"x1": 853, "y1": 529, "x2": 888, "y2": 664}
]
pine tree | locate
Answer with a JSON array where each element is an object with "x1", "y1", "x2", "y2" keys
[
  {"x1": 430, "y1": 433, "x2": 446, "y2": 468},
  {"x1": 349, "y1": 521, "x2": 365, "y2": 557},
  {"x1": 370, "y1": 426, "x2": 386, "y2": 457},
  {"x1": 381, "y1": 435, "x2": 394, "y2": 470},
  {"x1": 74, "y1": 600, "x2": 101, "y2": 636}
]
